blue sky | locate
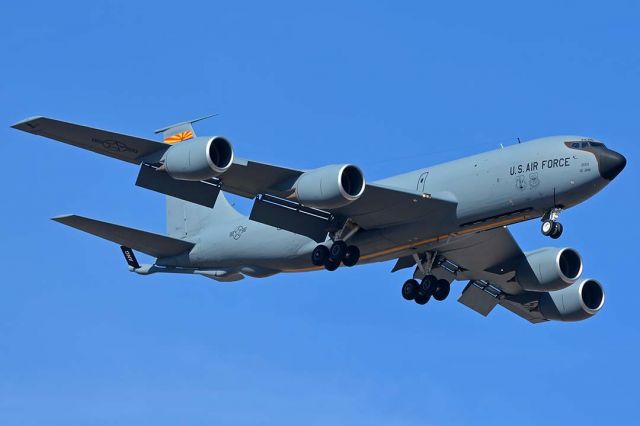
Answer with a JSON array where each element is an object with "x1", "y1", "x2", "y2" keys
[{"x1": 1, "y1": 1, "x2": 639, "y2": 424}]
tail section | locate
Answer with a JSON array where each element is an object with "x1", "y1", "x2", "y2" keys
[{"x1": 166, "y1": 191, "x2": 244, "y2": 239}]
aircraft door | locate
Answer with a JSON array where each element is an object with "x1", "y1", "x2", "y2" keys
[{"x1": 417, "y1": 171, "x2": 429, "y2": 193}]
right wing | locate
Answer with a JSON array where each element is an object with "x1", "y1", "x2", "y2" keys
[{"x1": 220, "y1": 159, "x2": 457, "y2": 241}]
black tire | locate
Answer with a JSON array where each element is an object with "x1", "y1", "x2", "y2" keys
[
  {"x1": 330, "y1": 241, "x2": 348, "y2": 262},
  {"x1": 420, "y1": 275, "x2": 437, "y2": 294},
  {"x1": 433, "y1": 279, "x2": 451, "y2": 301},
  {"x1": 324, "y1": 258, "x2": 340, "y2": 271},
  {"x1": 550, "y1": 222, "x2": 563, "y2": 239},
  {"x1": 311, "y1": 245, "x2": 330, "y2": 266},
  {"x1": 402, "y1": 279, "x2": 419, "y2": 300},
  {"x1": 414, "y1": 292, "x2": 431, "y2": 305},
  {"x1": 541, "y1": 220, "x2": 555, "y2": 236},
  {"x1": 342, "y1": 246, "x2": 360, "y2": 267}
]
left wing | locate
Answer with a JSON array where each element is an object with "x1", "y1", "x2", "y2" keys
[
  {"x1": 12, "y1": 116, "x2": 168, "y2": 164},
  {"x1": 12, "y1": 117, "x2": 457, "y2": 241}
]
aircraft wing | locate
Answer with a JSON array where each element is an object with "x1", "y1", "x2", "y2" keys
[
  {"x1": 220, "y1": 160, "x2": 458, "y2": 241},
  {"x1": 405, "y1": 227, "x2": 549, "y2": 323},
  {"x1": 12, "y1": 116, "x2": 457, "y2": 240},
  {"x1": 11, "y1": 116, "x2": 168, "y2": 164}
]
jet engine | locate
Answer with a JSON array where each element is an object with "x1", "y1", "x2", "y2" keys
[
  {"x1": 539, "y1": 279, "x2": 605, "y2": 322},
  {"x1": 292, "y1": 164, "x2": 366, "y2": 209},
  {"x1": 163, "y1": 136, "x2": 234, "y2": 181},
  {"x1": 517, "y1": 247, "x2": 583, "y2": 292}
]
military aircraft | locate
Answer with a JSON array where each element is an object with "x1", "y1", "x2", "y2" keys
[{"x1": 11, "y1": 116, "x2": 626, "y2": 323}]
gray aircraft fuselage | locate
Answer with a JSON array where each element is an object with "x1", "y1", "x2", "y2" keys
[{"x1": 157, "y1": 135, "x2": 625, "y2": 279}]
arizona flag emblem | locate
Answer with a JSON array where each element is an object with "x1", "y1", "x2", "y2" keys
[{"x1": 164, "y1": 130, "x2": 194, "y2": 144}]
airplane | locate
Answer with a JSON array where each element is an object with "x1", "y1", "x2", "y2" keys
[{"x1": 11, "y1": 116, "x2": 627, "y2": 323}]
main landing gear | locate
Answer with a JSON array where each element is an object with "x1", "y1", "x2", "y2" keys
[
  {"x1": 402, "y1": 275, "x2": 451, "y2": 305},
  {"x1": 311, "y1": 241, "x2": 360, "y2": 271},
  {"x1": 541, "y1": 207, "x2": 563, "y2": 239}
]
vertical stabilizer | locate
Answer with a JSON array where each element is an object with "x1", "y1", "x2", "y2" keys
[
  {"x1": 154, "y1": 114, "x2": 216, "y2": 144},
  {"x1": 166, "y1": 192, "x2": 243, "y2": 239}
]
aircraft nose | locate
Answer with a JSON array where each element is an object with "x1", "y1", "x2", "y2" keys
[{"x1": 597, "y1": 148, "x2": 627, "y2": 180}]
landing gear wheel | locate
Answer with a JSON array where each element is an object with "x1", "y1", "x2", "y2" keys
[
  {"x1": 420, "y1": 275, "x2": 437, "y2": 294},
  {"x1": 311, "y1": 245, "x2": 330, "y2": 266},
  {"x1": 402, "y1": 279, "x2": 419, "y2": 300},
  {"x1": 541, "y1": 220, "x2": 555, "y2": 236},
  {"x1": 550, "y1": 222, "x2": 563, "y2": 239},
  {"x1": 324, "y1": 258, "x2": 340, "y2": 271},
  {"x1": 414, "y1": 292, "x2": 431, "y2": 305},
  {"x1": 330, "y1": 241, "x2": 348, "y2": 263},
  {"x1": 342, "y1": 245, "x2": 360, "y2": 267},
  {"x1": 433, "y1": 279, "x2": 451, "y2": 301}
]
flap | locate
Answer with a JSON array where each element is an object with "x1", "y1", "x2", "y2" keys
[{"x1": 457, "y1": 281, "x2": 499, "y2": 316}]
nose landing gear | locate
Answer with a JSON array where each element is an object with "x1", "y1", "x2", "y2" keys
[{"x1": 541, "y1": 207, "x2": 563, "y2": 239}]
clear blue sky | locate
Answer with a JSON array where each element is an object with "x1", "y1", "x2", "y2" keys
[{"x1": 1, "y1": 1, "x2": 639, "y2": 424}]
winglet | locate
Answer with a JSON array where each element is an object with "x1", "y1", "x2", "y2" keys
[{"x1": 154, "y1": 114, "x2": 217, "y2": 144}]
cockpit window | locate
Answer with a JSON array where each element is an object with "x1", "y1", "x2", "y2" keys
[{"x1": 566, "y1": 140, "x2": 607, "y2": 149}]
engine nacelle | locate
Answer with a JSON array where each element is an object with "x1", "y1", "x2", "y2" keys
[
  {"x1": 163, "y1": 136, "x2": 233, "y2": 181},
  {"x1": 539, "y1": 279, "x2": 605, "y2": 322},
  {"x1": 293, "y1": 164, "x2": 366, "y2": 209},
  {"x1": 516, "y1": 247, "x2": 583, "y2": 292}
]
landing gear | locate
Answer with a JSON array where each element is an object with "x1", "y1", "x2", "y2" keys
[
  {"x1": 420, "y1": 275, "x2": 437, "y2": 294},
  {"x1": 311, "y1": 241, "x2": 361, "y2": 271},
  {"x1": 324, "y1": 258, "x2": 340, "y2": 271},
  {"x1": 329, "y1": 240, "x2": 348, "y2": 262},
  {"x1": 541, "y1": 208, "x2": 563, "y2": 239},
  {"x1": 342, "y1": 245, "x2": 360, "y2": 267},
  {"x1": 414, "y1": 292, "x2": 431, "y2": 305},
  {"x1": 401, "y1": 274, "x2": 451, "y2": 305},
  {"x1": 433, "y1": 279, "x2": 451, "y2": 301},
  {"x1": 402, "y1": 279, "x2": 419, "y2": 300},
  {"x1": 311, "y1": 245, "x2": 330, "y2": 266}
]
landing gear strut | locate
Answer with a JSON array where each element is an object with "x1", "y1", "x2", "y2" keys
[{"x1": 541, "y1": 207, "x2": 563, "y2": 239}]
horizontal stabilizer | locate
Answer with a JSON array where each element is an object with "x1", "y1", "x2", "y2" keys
[
  {"x1": 12, "y1": 116, "x2": 168, "y2": 164},
  {"x1": 52, "y1": 215, "x2": 194, "y2": 258}
]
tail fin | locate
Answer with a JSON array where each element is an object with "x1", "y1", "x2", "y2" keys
[
  {"x1": 166, "y1": 191, "x2": 243, "y2": 239},
  {"x1": 154, "y1": 114, "x2": 216, "y2": 144}
]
